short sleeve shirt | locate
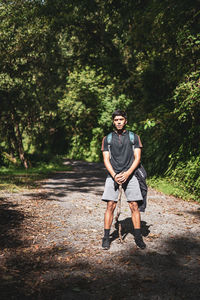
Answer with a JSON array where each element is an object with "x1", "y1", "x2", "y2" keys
[{"x1": 101, "y1": 130, "x2": 143, "y2": 173}]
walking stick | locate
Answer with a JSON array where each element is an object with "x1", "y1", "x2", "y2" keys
[{"x1": 115, "y1": 184, "x2": 123, "y2": 243}]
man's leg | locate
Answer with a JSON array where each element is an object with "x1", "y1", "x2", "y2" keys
[
  {"x1": 128, "y1": 201, "x2": 146, "y2": 249},
  {"x1": 104, "y1": 200, "x2": 117, "y2": 229},
  {"x1": 102, "y1": 200, "x2": 117, "y2": 249}
]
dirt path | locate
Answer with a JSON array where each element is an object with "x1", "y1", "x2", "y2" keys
[{"x1": 0, "y1": 160, "x2": 200, "y2": 300}]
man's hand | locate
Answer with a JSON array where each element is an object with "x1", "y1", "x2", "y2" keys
[{"x1": 115, "y1": 171, "x2": 130, "y2": 184}]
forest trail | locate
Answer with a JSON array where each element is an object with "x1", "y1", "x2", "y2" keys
[{"x1": 0, "y1": 160, "x2": 200, "y2": 300}]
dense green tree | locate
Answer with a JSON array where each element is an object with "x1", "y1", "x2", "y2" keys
[
  {"x1": 0, "y1": 0, "x2": 66, "y2": 167},
  {"x1": 58, "y1": 66, "x2": 132, "y2": 161},
  {"x1": 0, "y1": 0, "x2": 199, "y2": 198}
]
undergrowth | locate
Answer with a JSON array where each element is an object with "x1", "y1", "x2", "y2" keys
[{"x1": 148, "y1": 176, "x2": 199, "y2": 203}]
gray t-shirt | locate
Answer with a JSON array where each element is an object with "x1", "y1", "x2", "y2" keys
[{"x1": 101, "y1": 130, "x2": 143, "y2": 173}]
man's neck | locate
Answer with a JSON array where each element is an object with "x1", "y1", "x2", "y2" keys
[{"x1": 115, "y1": 129, "x2": 126, "y2": 135}]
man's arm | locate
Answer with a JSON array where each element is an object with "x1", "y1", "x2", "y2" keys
[
  {"x1": 103, "y1": 151, "x2": 116, "y2": 179},
  {"x1": 103, "y1": 151, "x2": 135, "y2": 185}
]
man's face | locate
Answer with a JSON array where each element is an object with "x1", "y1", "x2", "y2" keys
[{"x1": 113, "y1": 115, "x2": 127, "y2": 131}]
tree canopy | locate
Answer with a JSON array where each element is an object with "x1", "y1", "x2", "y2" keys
[{"x1": 0, "y1": 0, "x2": 199, "y2": 199}]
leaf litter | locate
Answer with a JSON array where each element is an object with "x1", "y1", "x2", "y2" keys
[{"x1": 0, "y1": 160, "x2": 200, "y2": 300}]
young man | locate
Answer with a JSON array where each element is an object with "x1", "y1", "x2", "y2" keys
[{"x1": 101, "y1": 109, "x2": 146, "y2": 250}]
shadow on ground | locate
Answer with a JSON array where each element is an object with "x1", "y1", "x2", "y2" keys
[
  {"x1": 0, "y1": 197, "x2": 26, "y2": 249},
  {"x1": 0, "y1": 235, "x2": 199, "y2": 300},
  {"x1": 1, "y1": 160, "x2": 199, "y2": 299},
  {"x1": 186, "y1": 207, "x2": 200, "y2": 219},
  {"x1": 23, "y1": 160, "x2": 107, "y2": 200},
  {"x1": 110, "y1": 218, "x2": 151, "y2": 243}
]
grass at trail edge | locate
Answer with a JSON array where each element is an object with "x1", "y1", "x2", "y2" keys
[
  {"x1": 0, "y1": 158, "x2": 72, "y2": 192},
  {"x1": 147, "y1": 176, "x2": 199, "y2": 203},
  {"x1": 0, "y1": 157, "x2": 198, "y2": 203}
]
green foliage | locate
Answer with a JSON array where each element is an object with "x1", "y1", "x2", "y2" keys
[
  {"x1": 0, "y1": 155, "x2": 72, "y2": 192},
  {"x1": 165, "y1": 155, "x2": 200, "y2": 200},
  {"x1": 0, "y1": 0, "x2": 199, "y2": 200},
  {"x1": 148, "y1": 173, "x2": 199, "y2": 203},
  {"x1": 58, "y1": 66, "x2": 132, "y2": 160},
  {"x1": 173, "y1": 71, "x2": 200, "y2": 125},
  {"x1": 0, "y1": 0, "x2": 66, "y2": 166}
]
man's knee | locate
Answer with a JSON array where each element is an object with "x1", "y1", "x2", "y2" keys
[
  {"x1": 106, "y1": 201, "x2": 117, "y2": 212},
  {"x1": 129, "y1": 201, "x2": 139, "y2": 212}
]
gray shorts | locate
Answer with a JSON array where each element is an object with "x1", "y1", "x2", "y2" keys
[{"x1": 102, "y1": 174, "x2": 143, "y2": 202}]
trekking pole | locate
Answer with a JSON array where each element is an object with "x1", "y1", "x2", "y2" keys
[{"x1": 115, "y1": 184, "x2": 123, "y2": 243}]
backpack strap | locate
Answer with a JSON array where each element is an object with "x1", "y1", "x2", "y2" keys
[
  {"x1": 106, "y1": 131, "x2": 135, "y2": 158},
  {"x1": 107, "y1": 132, "x2": 112, "y2": 145},
  {"x1": 106, "y1": 132, "x2": 112, "y2": 159},
  {"x1": 107, "y1": 131, "x2": 135, "y2": 143},
  {"x1": 128, "y1": 131, "x2": 135, "y2": 151},
  {"x1": 128, "y1": 131, "x2": 135, "y2": 144}
]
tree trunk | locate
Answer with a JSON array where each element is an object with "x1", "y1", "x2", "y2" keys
[
  {"x1": 10, "y1": 113, "x2": 28, "y2": 169},
  {"x1": 15, "y1": 122, "x2": 28, "y2": 169}
]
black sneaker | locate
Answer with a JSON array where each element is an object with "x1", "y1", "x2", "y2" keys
[
  {"x1": 102, "y1": 237, "x2": 110, "y2": 250},
  {"x1": 135, "y1": 236, "x2": 146, "y2": 249}
]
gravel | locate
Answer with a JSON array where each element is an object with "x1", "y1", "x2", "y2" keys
[{"x1": 1, "y1": 159, "x2": 200, "y2": 300}]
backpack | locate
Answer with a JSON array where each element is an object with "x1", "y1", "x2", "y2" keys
[
  {"x1": 107, "y1": 130, "x2": 135, "y2": 147},
  {"x1": 106, "y1": 130, "x2": 147, "y2": 212},
  {"x1": 107, "y1": 131, "x2": 135, "y2": 159}
]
